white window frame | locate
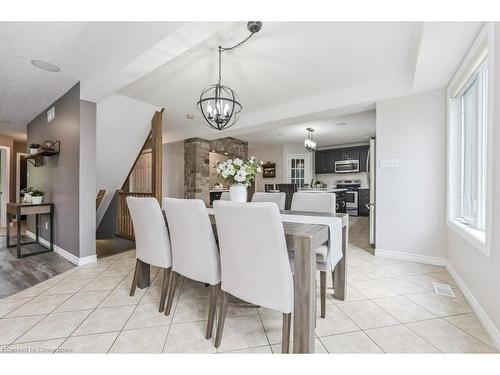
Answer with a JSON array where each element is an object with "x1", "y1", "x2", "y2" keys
[{"x1": 447, "y1": 23, "x2": 494, "y2": 256}]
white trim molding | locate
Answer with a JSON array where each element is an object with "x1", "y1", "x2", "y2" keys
[
  {"x1": 375, "y1": 248, "x2": 446, "y2": 266},
  {"x1": 446, "y1": 261, "x2": 500, "y2": 351},
  {"x1": 25, "y1": 230, "x2": 97, "y2": 266}
]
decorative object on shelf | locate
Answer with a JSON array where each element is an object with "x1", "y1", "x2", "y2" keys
[
  {"x1": 22, "y1": 187, "x2": 34, "y2": 203},
  {"x1": 213, "y1": 156, "x2": 263, "y2": 202},
  {"x1": 30, "y1": 190, "x2": 44, "y2": 204},
  {"x1": 197, "y1": 21, "x2": 262, "y2": 131},
  {"x1": 304, "y1": 128, "x2": 316, "y2": 152},
  {"x1": 24, "y1": 140, "x2": 60, "y2": 167},
  {"x1": 262, "y1": 162, "x2": 276, "y2": 178},
  {"x1": 28, "y1": 143, "x2": 40, "y2": 155}
]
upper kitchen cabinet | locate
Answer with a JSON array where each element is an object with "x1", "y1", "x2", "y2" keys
[
  {"x1": 314, "y1": 149, "x2": 334, "y2": 174},
  {"x1": 315, "y1": 145, "x2": 369, "y2": 174},
  {"x1": 359, "y1": 145, "x2": 369, "y2": 172}
]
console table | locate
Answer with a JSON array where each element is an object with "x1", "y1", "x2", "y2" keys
[{"x1": 6, "y1": 202, "x2": 54, "y2": 258}]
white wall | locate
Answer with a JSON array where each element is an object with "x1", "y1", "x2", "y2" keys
[
  {"x1": 162, "y1": 141, "x2": 185, "y2": 199},
  {"x1": 96, "y1": 94, "x2": 159, "y2": 225},
  {"x1": 446, "y1": 23, "x2": 500, "y2": 348},
  {"x1": 248, "y1": 144, "x2": 284, "y2": 192},
  {"x1": 375, "y1": 88, "x2": 448, "y2": 262}
]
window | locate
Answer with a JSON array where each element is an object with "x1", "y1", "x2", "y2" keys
[
  {"x1": 460, "y1": 62, "x2": 487, "y2": 230},
  {"x1": 447, "y1": 24, "x2": 492, "y2": 255}
]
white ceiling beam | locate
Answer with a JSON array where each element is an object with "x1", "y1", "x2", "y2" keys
[
  {"x1": 411, "y1": 22, "x2": 484, "y2": 93},
  {"x1": 82, "y1": 22, "x2": 237, "y2": 102}
]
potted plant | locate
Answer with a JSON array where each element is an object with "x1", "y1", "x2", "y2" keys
[
  {"x1": 31, "y1": 190, "x2": 44, "y2": 204},
  {"x1": 28, "y1": 143, "x2": 40, "y2": 155},
  {"x1": 213, "y1": 157, "x2": 263, "y2": 202}
]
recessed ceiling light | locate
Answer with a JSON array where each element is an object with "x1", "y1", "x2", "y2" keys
[
  {"x1": 336, "y1": 122, "x2": 348, "y2": 126},
  {"x1": 186, "y1": 114, "x2": 195, "y2": 120},
  {"x1": 31, "y1": 59, "x2": 60, "y2": 72}
]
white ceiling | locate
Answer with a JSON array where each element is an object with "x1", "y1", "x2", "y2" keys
[
  {"x1": 237, "y1": 109, "x2": 376, "y2": 147},
  {"x1": 0, "y1": 22, "x2": 183, "y2": 140},
  {"x1": 0, "y1": 21, "x2": 483, "y2": 142},
  {"x1": 118, "y1": 21, "x2": 483, "y2": 143}
]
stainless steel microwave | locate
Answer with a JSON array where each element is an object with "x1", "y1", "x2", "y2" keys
[{"x1": 334, "y1": 159, "x2": 360, "y2": 173}]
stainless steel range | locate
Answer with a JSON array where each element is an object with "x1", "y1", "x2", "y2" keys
[{"x1": 336, "y1": 179, "x2": 361, "y2": 216}]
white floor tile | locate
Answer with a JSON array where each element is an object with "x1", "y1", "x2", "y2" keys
[
  {"x1": 319, "y1": 331, "x2": 383, "y2": 353},
  {"x1": 365, "y1": 325, "x2": 439, "y2": 353},
  {"x1": 406, "y1": 319, "x2": 496, "y2": 353}
]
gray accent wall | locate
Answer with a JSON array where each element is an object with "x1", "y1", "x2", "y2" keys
[{"x1": 26, "y1": 83, "x2": 88, "y2": 258}]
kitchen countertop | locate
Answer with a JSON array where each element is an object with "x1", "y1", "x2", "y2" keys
[{"x1": 210, "y1": 189, "x2": 229, "y2": 192}]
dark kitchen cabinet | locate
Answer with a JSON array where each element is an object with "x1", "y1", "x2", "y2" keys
[
  {"x1": 315, "y1": 149, "x2": 335, "y2": 174},
  {"x1": 315, "y1": 150, "x2": 327, "y2": 174},
  {"x1": 358, "y1": 188, "x2": 370, "y2": 216},
  {"x1": 359, "y1": 146, "x2": 369, "y2": 172},
  {"x1": 335, "y1": 191, "x2": 346, "y2": 214},
  {"x1": 315, "y1": 145, "x2": 369, "y2": 174}
]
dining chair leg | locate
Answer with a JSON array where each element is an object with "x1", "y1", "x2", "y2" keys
[
  {"x1": 164, "y1": 271, "x2": 179, "y2": 316},
  {"x1": 129, "y1": 259, "x2": 140, "y2": 297},
  {"x1": 331, "y1": 271, "x2": 335, "y2": 290},
  {"x1": 320, "y1": 271, "x2": 326, "y2": 318},
  {"x1": 159, "y1": 267, "x2": 171, "y2": 313},
  {"x1": 282, "y1": 312, "x2": 291, "y2": 353},
  {"x1": 205, "y1": 284, "x2": 219, "y2": 340},
  {"x1": 214, "y1": 291, "x2": 228, "y2": 348}
]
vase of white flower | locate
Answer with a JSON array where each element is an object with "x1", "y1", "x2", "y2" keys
[{"x1": 213, "y1": 156, "x2": 263, "y2": 202}]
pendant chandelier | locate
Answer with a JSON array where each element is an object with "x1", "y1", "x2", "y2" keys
[
  {"x1": 197, "y1": 21, "x2": 262, "y2": 130},
  {"x1": 304, "y1": 128, "x2": 316, "y2": 152}
]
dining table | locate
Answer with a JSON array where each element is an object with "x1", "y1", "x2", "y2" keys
[{"x1": 135, "y1": 208, "x2": 349, "y2": 354}]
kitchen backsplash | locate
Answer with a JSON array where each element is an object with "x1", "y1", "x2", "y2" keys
[{"x1": 314, "y1": 172, "x2": 369, "y2": 189}]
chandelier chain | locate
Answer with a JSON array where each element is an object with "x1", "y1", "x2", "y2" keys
[{"x1": 218, "y1": 31, "x2": 257, "y2": 84}]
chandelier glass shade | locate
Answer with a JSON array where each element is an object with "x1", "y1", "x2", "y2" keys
[
  {"x1": 304, "y1": 128, "x2": 316, "y2": 152},
  {"x1": 197, "y1": 22, "x2": 261, "y2": 131}
]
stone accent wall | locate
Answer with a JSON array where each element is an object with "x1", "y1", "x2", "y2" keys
[{"x1": 184, "y1": 137, "x2": 248, "y2": 205}]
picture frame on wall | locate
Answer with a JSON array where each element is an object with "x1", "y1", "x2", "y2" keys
[{"x1": 262, "y1": 162, "x2": 276, "y2": 178}]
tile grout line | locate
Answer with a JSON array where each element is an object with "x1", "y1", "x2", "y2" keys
[
  {"x1": 161, "y1": 276, "x2": 185, "y2": 353},
  {"x1": 56, "y1": 261, "x2": 133, "y2": 353},
  {"x1": 104, "y1": 264, "x2": 158, "y2": 353},
  {"x1": 255, "y1": 308, "x2": 273, "y2": 353}
]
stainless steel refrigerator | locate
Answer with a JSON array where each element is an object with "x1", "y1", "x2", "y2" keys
[{"x1": 367, "y1": 138, "x2": 376, "y2": 245}]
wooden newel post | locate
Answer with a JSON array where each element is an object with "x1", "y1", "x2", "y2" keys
[{"x1": 152, "y1": 109, "x2": 164, "y2": 203}]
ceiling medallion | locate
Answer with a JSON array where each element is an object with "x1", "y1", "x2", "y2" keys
[
  {"x1": 304, "y1": 128, "x2": 316, "y2": 152},
  {"x1": 197, "y1": 21, "x2": 262, "y2": 131}
]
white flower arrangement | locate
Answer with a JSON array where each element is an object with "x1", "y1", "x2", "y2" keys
[{"x1": 213, "y1": 156, "x2": 263, "y2": 186}]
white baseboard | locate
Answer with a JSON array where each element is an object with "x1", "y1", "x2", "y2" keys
[
  {"x1": 25, "y1": 230, "x2": 97, "y2": 266},
  {"x1": 446, "y1": 261, "x2": 500, "y2": 351},
  {"x1": 374, "y1": 248, "x2": 446, "y2": 266}
]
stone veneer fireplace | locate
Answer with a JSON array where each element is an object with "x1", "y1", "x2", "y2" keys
[{"x1": 184, "y1": 137, "x2": 248, "y2": 205}]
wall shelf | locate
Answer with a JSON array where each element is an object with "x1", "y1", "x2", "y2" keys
[{"x1": 24, "y1": 140, "x2": 60, "y2": 167}]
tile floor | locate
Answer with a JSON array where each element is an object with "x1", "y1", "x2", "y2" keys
[{"x1": 0, "y1": 245, "x2": 497, "y2": 354}]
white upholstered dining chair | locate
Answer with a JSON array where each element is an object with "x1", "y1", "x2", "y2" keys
[
  {"x1": 126, "y1": 197, "x2": 172, "y2": 313},
  {"x1": 162, "y1": 198, "x2": 221, "y2": 339},
  {"x1": 251, "y1": 192, "x2": 286, "y2": 210},
  {"x1": 213, "y1": 200, "x2": 293, "y2": 353},
  {"x1": 290, "y1": 192, "x2": 336, "y2": 319},
  {"x1": 220, "y1": 191, "x2": 230, "y2": 200}
]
